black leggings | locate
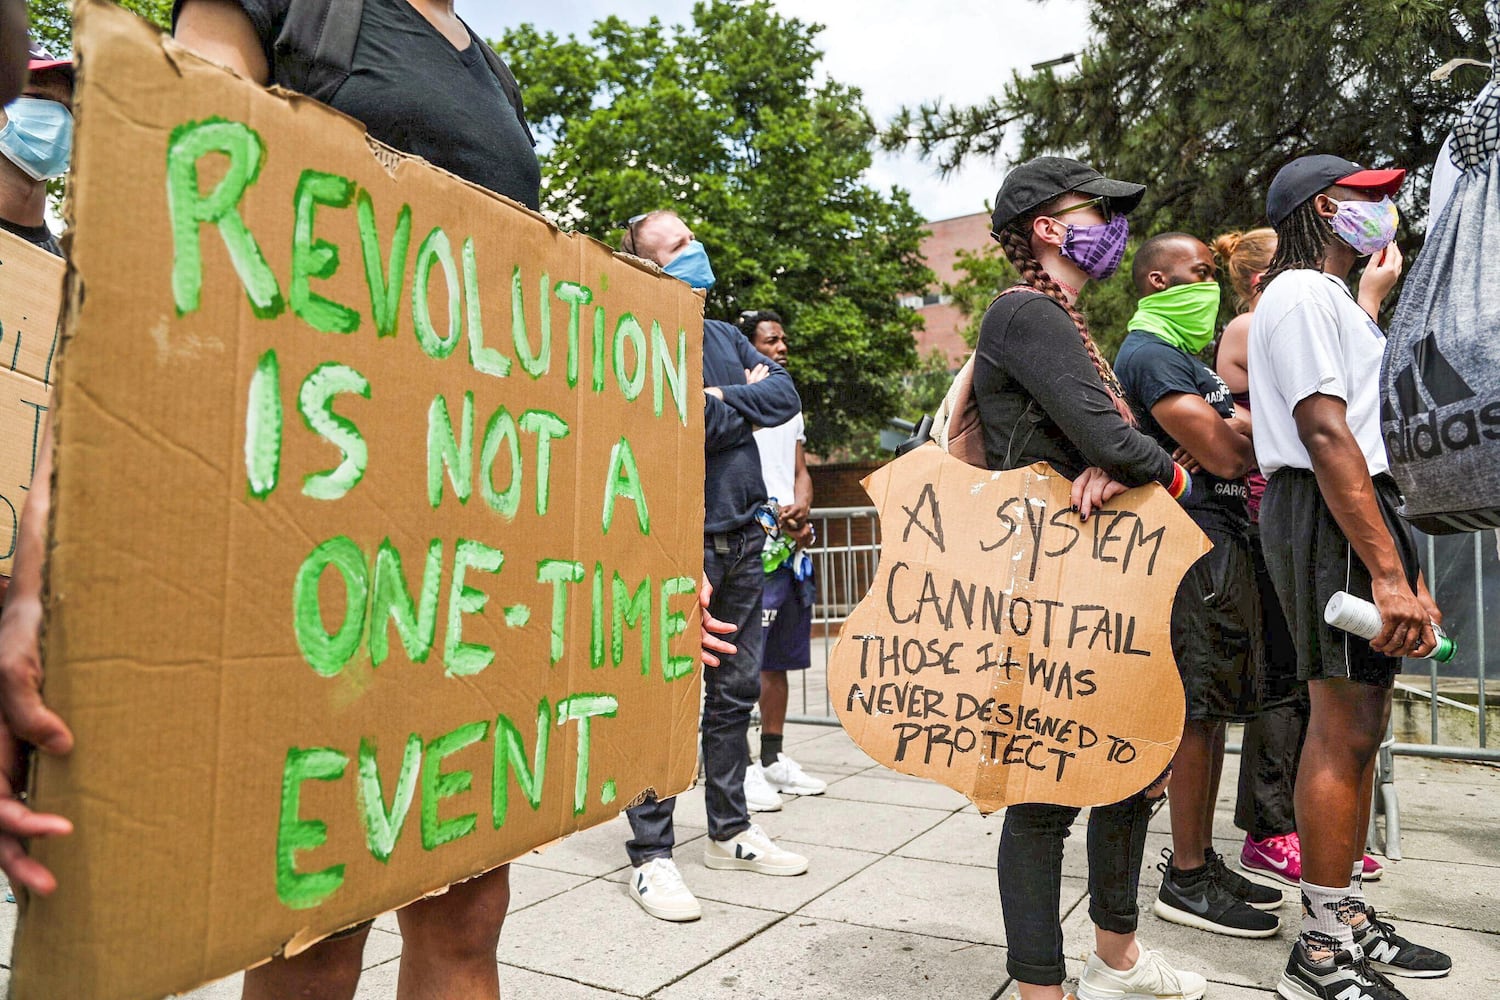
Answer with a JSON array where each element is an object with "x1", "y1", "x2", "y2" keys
[{"x1": 997, "y1": 792, "x2": 1155, "y2": 986}]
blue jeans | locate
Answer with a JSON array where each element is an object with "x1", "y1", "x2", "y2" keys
[
  {"x1": 997, "y1": 793, "x2": 1155, "y2": 986},
  {"x1": 625, "y1": 522, "x2": 765, "y2": 865}
]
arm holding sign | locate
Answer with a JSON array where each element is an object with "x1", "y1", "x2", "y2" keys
[
  {"x1": 0, "y1": 422, "x2": 75, "y2": 895},
  {"x1": 172, "y1": 0, "x2": 272, "y2": 84},
  {"x1": 977, "y1": 298, "x2": 1177, "y2": 515}
]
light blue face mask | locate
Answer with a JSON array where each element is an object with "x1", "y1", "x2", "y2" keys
[
  {"x1": 663, "y1": 240, "x2": 716, "y2": 290},
  {"x1": 0, "y1": 96, "x2": 73, "y2": 181}
]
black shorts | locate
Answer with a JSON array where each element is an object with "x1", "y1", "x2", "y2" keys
[
  {"x1": 1170, "y1": 528, "x2": 1264, "y2": 722},
  {"x1": 1260, "y1": 469, "x2": 1419, "y2": 688}
]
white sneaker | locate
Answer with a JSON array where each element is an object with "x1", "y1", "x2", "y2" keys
[
  {"x1": 1076, "y1": 947, "x2": 1207, "y2": 1000},
  {"x1": 625, "y1": 857, "x2": 701, "y2": 922},
  {"x1": 763, "y1": 754, "x2": 827, "y2": 795},
  {"x1": 744, "y1": 761, "x2": 784, "y2": 812},
  {"x1": 704, "y1": 823, "x2": 809, "y2": 876}
]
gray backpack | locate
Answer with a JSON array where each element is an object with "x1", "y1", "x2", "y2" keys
[{"x1": 1380, "y1": 2, "x2": 1500, "y2": 533}]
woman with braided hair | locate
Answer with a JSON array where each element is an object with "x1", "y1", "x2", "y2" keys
[{"x1": 977, "y1": 157, "x2": 1202, "y2": 1000}]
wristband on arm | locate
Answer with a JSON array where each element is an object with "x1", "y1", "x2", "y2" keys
[{"x1": 1167, "y1": 462, "x2": 1192, "y2": 500}]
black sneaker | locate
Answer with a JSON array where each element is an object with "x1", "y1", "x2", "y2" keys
[
  {"x1": 1353, "y1": 906, "x2": 1452, "y2": 979},
  {"x1": 1207, "y1": 846, "x2": 1284, "y2": 911},
  {"x1": 1276, "y1": 935, "x2": 1408, "y2": 1000},
  {"x1": 1153, "y1": 849, "x2": 1281, "y2": 938}
]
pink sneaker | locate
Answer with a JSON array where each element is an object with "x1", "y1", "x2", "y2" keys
[
  {"x1": 1361, "y1": 853, "x2": 1385, "y2": 881},
  {"x1": 1240, "y1": 832, "x2": 1301, "y2": 887}
]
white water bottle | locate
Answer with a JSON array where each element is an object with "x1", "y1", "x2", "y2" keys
[{"x1": 1323, "y1": 591, "x2": 1455, "y2": 663}]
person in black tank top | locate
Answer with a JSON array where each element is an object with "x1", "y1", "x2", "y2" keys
[{"x1": 155, "y1": 4, "x2": 538, "y2": 996}]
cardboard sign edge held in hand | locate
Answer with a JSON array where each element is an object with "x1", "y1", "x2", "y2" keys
[
  {"x1": 12, "y1": 4, "x2": 706, "y2": 1000},
  {"x1": 835, "y1": 444, "x2": 1209, "y2": 814}
]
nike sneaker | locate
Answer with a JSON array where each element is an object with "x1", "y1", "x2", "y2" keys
[
  {"x1": 1153, "y1": 850, "x2": 1280, "y2": 938},
  {"x1": 1207, "y1": 846, "x2": 1283, "y2": 910},
  {"x1": 1241, "y1": 832, "x2": 1302, "y2": 887}
]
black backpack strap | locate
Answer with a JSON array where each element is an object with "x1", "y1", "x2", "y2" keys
[
  {"x1": 273, "y1": 0, "x2": 363, "y2": 103},
  {"x1": 477, "y1": 43, "x2": 536, "y2": 147}
]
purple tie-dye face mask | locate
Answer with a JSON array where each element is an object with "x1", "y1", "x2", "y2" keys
[{"x1": 1060, "y1": 213, "x2": 1130, "y2": 279}]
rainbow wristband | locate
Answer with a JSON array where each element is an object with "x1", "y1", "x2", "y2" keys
[{"x1": 1168, "y1": 463, "x2": 1191, "y2": 500}]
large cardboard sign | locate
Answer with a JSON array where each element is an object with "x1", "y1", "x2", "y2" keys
[
  {"x1": 831, "y1": 446, "x2": 1210, "y2": 812},
  {"x1": 11, "y1": 4, "x2": 707, "y2": 999},
  {"x1": 0, "y1": 228, "x2": 64, "y2": 579}
]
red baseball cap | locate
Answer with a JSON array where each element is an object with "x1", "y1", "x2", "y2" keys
[
  {"x1": 26, "y1": 40, "x2": 73, "y2": 80},
  {"x1": 1267, "y1": 154, "x2": 1406, "y2": 225}
]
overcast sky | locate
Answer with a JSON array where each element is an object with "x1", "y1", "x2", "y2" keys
[{"x1": 457, "y1": 1, "x2": 1093, "y2": 222}]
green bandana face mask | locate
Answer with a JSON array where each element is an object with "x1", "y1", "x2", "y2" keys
[{"x1": 1128, "y1": 280, "x2": 1222, "y2": 354}]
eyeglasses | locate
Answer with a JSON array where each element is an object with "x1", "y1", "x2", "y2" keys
[{"x1": 1050, "y1": 196, "x2": 1106, "y2": 218}]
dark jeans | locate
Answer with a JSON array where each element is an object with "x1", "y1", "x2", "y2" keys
[
  {"x1": 625, "y1": 522, "x2": 765, "y2": 866},
  {"x1": 998, "y1": 793, "x2": 1154, "y2": 987},
  {"x1": 1235, "y1": 526, "x2": 1310, "y2": 839}
]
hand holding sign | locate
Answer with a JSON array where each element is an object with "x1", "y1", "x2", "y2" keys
[{"x1": 830, "y1": 445, "x2": 1210, "y2": 812}]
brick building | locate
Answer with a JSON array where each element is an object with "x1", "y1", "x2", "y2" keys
[{"x1": 902, "y1": 210, "x2": 993, "y2": 368}]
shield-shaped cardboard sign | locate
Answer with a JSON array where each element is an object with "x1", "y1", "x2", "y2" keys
[{"x1": 830, "y1": 445, "x2": 1211, "y2": 812}]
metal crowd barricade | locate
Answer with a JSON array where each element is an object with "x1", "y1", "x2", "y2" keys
[
  {"x1": 786, "y1": 508, "x2": 1498, "y2": 857},
  {"x1": 787, "y1": 506, "x2": 880, "y2": 726}
]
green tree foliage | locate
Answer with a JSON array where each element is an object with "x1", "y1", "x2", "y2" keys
[
  {"x1": 500, "y1": 1, "x2": 932, "y2": 455},
  {"x1": 885, "y1": 1, "x2": 1491, "y2": 354},
  {"x1": 28, "y1": 0, "x2": 170, "y2": 53}
]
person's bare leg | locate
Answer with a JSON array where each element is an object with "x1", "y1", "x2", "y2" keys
[
  {"x1": 241, "y1": 925, "x2": 368, "y2": 1000},
  {"x1": 395, "y1": 865, "x2": 510, "y2": 1000},
  {"x1": 1168, "y1": 719, "x2": 1218, "y2": 869},
  {"x1": 759, "y1": 670, "x2": 789, "y2": 743},
  {"x1": 1296, "y1": 681, "x2": 1386, "y2": 888},
  {"x1": 1094, "y1": 927, "x2": 1141, "y2": 971},
  {"x1": 1203, "y1": 721, "x2": 1227, "y2": 853},
  {"x1": 1015, "y1": 984, "x2": 1068, "y2": 1000}
]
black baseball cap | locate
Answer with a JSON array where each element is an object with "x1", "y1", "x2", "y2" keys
[
  {"x1": 1266, "y1": 154, "x2": 1406, "y2": 226},
  {"x1": 990, "y1": 156, "x2": 1145, "y2": 233}
]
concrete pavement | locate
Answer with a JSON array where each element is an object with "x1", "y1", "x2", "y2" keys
[{"x1": 17, "y1": 721, "x2": 1495, "y2": 999}]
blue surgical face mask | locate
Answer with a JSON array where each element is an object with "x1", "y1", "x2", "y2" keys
[
  {"x1": 0, "y1": 96, "x2": 73, "y2": 181},
  {"x1": 663, "y1": 240, "x2": 716, "y2": 290}
]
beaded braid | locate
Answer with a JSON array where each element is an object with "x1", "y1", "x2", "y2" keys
[
  {"x1": 997, "y1": 221, "x2": 1136, "y2": 424},
  {"x1": 1262, "y1": 200, "x2": 1335, "y2": 289}
]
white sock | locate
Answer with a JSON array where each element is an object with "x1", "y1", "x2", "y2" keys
[{"x1": 1300, "y1": 879, "x2": 1360, "y2": 955}]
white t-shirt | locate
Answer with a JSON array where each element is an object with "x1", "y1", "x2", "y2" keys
[
  {"x1": 1248, "y1": 270, "x2": 1389, "y2": 477},
  {"x1": 754, "y1": 412, "x2": 805, "y2": 507}
]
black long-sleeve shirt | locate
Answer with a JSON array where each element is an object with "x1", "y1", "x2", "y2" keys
[
  {"x1": 973, "y1": 289, "x2": 1174, "y2": 487},
  {"x1": 702, "y1": 319, "x2": 801, "y2": 533}
]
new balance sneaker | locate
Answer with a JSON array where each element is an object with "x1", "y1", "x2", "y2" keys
[
  {"x1": 1153, "y1": 850, "x2": 1280, "y2": 938},
  {"x1": 1076, "y1": 946, "x2": 1208, "y2": 1000},
  {"x1": 626, "y1": 857, "x2": 702, "y2": 922},
  {"x1": 763, "y1": 754, "x2": 828, "y2": 795},
  {"x1": 1276, "y1": 936, "x2": 1408, "y2": 1000},
  {"x1": 704, "y1": 823, "x2": 809, "y2": 876},
  {"x1": 1353, "y1": 906, "x2": 1451, "y2": 979},
  {"x1": 744, "y1": 761, "x2": 784, "y2": 812},
  {"x1": 1207, "y1": 846, "x2": 1284, "y2": 910},
  {"x1": 1241, "y1": 831, "x2": 1302, "y2": 887},
  {"x1": 1361, "y1": 853, "x2": 1385, "y2": 881}
]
